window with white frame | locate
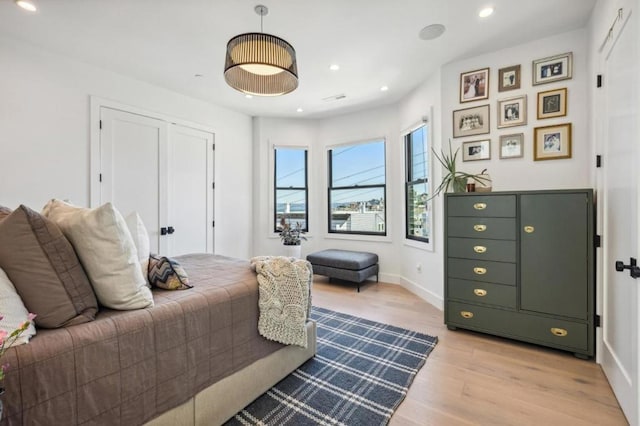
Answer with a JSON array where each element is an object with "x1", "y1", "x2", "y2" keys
[
  {"x1": 404, "y1": 125, "x2": 431, "y2": 243},
  {"x1": 274, "y1": 147, "x2": 308, "y2": 232},
  {"x1": 328, "y1": 139, "x2": 386, "y2": 235}
]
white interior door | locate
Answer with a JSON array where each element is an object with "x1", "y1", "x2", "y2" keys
[
  {"x1": 601, "y1": 7, "x2": 639, "y2": 426},
  {"x1": 168, "y1": 125, "x2": 215, "y2": 256},
  {"x1": 100, "y1": 107, "x2": 168, "y2": 254}
]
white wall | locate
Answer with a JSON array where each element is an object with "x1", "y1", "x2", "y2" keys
[
  {"x1": 441, "y1": 28, "x2": 592, "y2": 192},
  {"x1": 0, "y1": 37, "x2": 254, "y2": 259},
  {"x1": 397, "y1": 69, "x2": 444, "y2": 308}
]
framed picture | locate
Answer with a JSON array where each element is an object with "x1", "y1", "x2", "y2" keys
[
  {"x1": 532, "y1": 52, "x2": 573, "y2": 85},
  {"x1": 499, "y1": 133, "x2": 524, "y2": 159},
  {"x1": 537, "y1": 87, "x2": 567, "y2": 119},
  {"x1": 534, "y1": 123, "x2": 572, "y2": 161},
  {"x1": 497, "y1": 95, "x2": 527, "y2": 128},
  {"x1": 460, "y1": 67, "x2": 489, "y2": 103},
  {"x1": 498, "y1": 65, "x2": 521, "y2": 92},
  {"x1": 462, "y1": 139, "x2": 491, "y2": 161},
  {"x1": 453, "y1": 104, "x2": 490, "y2": 138}
]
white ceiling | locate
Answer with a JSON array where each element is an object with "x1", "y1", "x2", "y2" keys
[{"x1": 0, "y1": 0, "x2": 596, "y2": 119}]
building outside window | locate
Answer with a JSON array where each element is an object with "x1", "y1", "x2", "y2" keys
[
  {"x1": 274, "y1": 147, "x2": 308, "y2": 232},
  {"x1": 328, "y1": 140, "x2": 386, "y2": 235},
  {"x1": 404, "y1": 125, "x2": 431, "y2": 243}
]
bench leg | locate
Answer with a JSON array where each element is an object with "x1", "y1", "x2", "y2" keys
[{"x1": 357, "y1": 282, "x2": 360, "y2": 292}]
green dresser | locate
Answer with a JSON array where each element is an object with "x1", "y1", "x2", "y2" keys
[{"x1": 444, "y1": 189, "x2": 595, "y2": 358}]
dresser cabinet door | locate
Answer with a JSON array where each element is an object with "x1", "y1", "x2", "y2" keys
[{"x1": 520, "y1": 193, "x2": 589, "y2": 320}]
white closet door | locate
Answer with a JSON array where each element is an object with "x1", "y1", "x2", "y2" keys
[
  {"x1": 168, "y1": 125, "x2": 215, "y2": 256},
  {"x1": 100, "y1": 107, "x2": 168, "y2": 254}
]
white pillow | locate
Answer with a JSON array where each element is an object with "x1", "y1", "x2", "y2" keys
[
  {"x1": 42, "y1": 200, "x2": 153, "y2": 310},
  {"x1": 125, "y1": 212, "x2": 151, "y2": 286},
  {"x1": 0, "y1": 267, "x2": 36, "y2": 346}
]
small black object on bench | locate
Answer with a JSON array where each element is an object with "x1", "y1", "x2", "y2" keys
[{"x1": 306, "y1": 249, "x2": 379, "y2": 292}]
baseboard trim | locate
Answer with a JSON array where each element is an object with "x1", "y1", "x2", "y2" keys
[{"x1": 398, "y1": 277, "x2": 444, "y2": 311}]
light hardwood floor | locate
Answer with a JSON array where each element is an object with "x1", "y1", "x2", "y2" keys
[{"x1": 311, "y1": 278, "x2": 628, "y2": 426}]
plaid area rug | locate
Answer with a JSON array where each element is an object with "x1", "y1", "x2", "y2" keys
[{"x1": 225, "y1": 306, "x2": 438, "y2": 426}]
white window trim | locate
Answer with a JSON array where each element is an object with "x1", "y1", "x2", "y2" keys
[{"x1": 402, "y1": 111, "x2": 434, "y2": 252}]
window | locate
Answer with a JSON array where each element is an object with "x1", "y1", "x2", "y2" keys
[
  {"x1": 328, "y1": 140, "x2": 386, "y2": 235},
  {"x1": 274, "y1": 147, "x2": 308, "y2": 232},
  {"x1": 405, "y1": 125, "x2": 431, "y2": 243}
]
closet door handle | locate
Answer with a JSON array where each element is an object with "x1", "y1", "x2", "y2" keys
[
  {"x1": 160, "y1": 227, "x2": 168, "y2": 235},
  {"x1": 167, "y1": 226, "x2": 175, "y2": 234}
]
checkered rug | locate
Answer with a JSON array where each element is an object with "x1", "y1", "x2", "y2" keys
[{"x1": 226, "y1": 306, "x2": 438, "y2": 425}]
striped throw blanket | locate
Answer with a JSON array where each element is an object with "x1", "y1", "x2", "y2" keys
[{"x1": 250, "y1": 256, "x2": 312, "y2": 348}]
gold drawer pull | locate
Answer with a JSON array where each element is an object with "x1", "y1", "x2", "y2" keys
[
  {"x1": 473, "y1": 245, "x2": 487, "y2": 253},
  {"x1": 524, "y1": 225, "x2": 535, "y2": 233},
  {"x1": 550, "y1": 328, "x2": 568, "y2": 337},
  {"x1": 473, "y1": 289, "x2": 487, "y2": 297},
  {"x1": 460, "y1": 311, "x2": 474, "y2": 319},
  {"x1": 473, "y1": 267, "x2": 487, "y2": 275},
  {"x1": 473, "y1": 224, "x2": 487, "y2": 232},
  {"x1": 473, "y1": 202, "x2": 487, "y2": 210}
]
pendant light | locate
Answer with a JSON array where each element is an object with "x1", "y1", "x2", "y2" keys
[{"x1": 224, "y1": 5, "x2": 298, "y2": 96}]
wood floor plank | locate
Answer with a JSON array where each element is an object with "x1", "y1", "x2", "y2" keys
[{"x1": 312, "y1": 278, "x2": 628, "y2": 425}]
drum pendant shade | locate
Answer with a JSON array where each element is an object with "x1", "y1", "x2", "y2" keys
[{"x1": 224, "y1": 6, "x2": 298, "y2": 96}]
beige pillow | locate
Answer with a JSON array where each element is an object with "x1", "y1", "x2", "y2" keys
[
  {"x1": 42, "y1": 200, "x2": 153, "y2": 310},
  {"x1": 0, "y1": 205, "x2": 98, "y2": 328},
  {"x1": 0, "y1": 266, "x2": 36, "y2": 345},
  {"x1": 125, "y1": 212, "x2": 151, "y2": 286}
]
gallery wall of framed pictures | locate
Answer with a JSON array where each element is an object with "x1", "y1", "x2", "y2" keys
[{"x1": 452, "y1": 51, "x2": 574, "y2": 164}]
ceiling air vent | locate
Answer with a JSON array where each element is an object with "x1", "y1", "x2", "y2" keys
[{"x1": 322, "y1": 94, "x2": 346, "y2": 102}]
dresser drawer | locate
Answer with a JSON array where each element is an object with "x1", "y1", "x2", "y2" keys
[
  {"x1": 448, "y1": 238, "x2": 516, "y2": 262},
  {"x1": 448, "y1": 258, "x2": 516, "y2": 285},
  {"x1": 447, "y1": 301, "x2": 589, "y2": 352},
  {"x1": 447, "y1": 195, "x2": 516, "y2": 217},
  {"x1": 447, "y1": 279, "x2": 516, "y2": 308},
  {"x1": 448, "y1": 217, "x2": 516, "y2": 240}
]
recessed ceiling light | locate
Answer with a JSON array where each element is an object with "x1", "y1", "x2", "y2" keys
[
  {"x1": 194, "y1": 74, "x2": 204, "y2": 78},
  {"x1": 245, "y1": 94, "x2": 253, "y2": 99},
  {"x1": 296, "y1": 107, "x2": 304, "y2": 112},
  {"x1": 329, "y1": 64, "x2": 340, "y2": 71},
  {"x1": 15, "y1": 0, "x2": 37, "y2": 12},
  {"x1": 380, "y1": 86, "x2": 389, "y2": 92},
  {"x1": 479, "y1": 7, "x2": 494, "y2": 18},
  {"x1": 418, "y1": 24, "x2": 446, "y2": 41}
]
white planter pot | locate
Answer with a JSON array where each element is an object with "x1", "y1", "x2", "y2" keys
[{"x1": 283, "y1": 244, "x2": 302, "y2": 259}]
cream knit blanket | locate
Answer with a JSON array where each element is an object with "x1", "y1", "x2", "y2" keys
[{"x1": 250, "y1": 256, "x2": 312, "y2": 348}]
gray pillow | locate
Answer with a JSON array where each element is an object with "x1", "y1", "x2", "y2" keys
[{"x1": 0, "y1": 205, "x2": 98, "y2": 328}]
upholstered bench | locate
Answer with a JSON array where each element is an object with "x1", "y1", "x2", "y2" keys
[{"x1": 306, "y1": 249, "x2": 378, "y2": 292}]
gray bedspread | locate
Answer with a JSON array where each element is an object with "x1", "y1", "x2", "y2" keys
[{"x1": 1, "y1": 254, "x2": 287, "y2": 426}]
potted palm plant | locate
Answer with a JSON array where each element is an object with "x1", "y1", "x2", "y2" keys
[
  {"x1": 431, "y1": 140, "x2": 491, "y2": 198},
  {"x1": 278, "y1": 216, "x2": 307, "y2": 258}
]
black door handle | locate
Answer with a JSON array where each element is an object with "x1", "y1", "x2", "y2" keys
[
  {"x1": 615, "y1": 257, "x2": 640, "y2": 279},
  {"x1": 167, "y1": 226, "x2": 175, "y2": 234},
  {"x1": 160, "y1": 227, "x2": 167, "y2": 235}
]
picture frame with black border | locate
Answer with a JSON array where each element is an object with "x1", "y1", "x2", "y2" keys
[
  {"x1": 459, "y1": 67, "x2": 490, "y2": 103},
  {"x1": 453, "y1": 104, "x2": 490, "y2": 138},
  {"x1": 499, "y1": 133, "x2": 524, "y2": 159},
  {"x1": 537, "y1": 87, "x2": 567, "y2": 119},
  {"x1": 497, "y1": 95, "x2": 527, "y2": 128},
  {"x1": 462, "y1": 139, "x2": 491, "y2": 162},
  {"x1": 534, "y1": 123, "x2": 572, "y2": 161},
  {"x1": 532, "y1": 52, "x2": 573, "y2": 85},
  {"x1": 498, "y1": 65, "x2": 521, "y2": 92}
]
